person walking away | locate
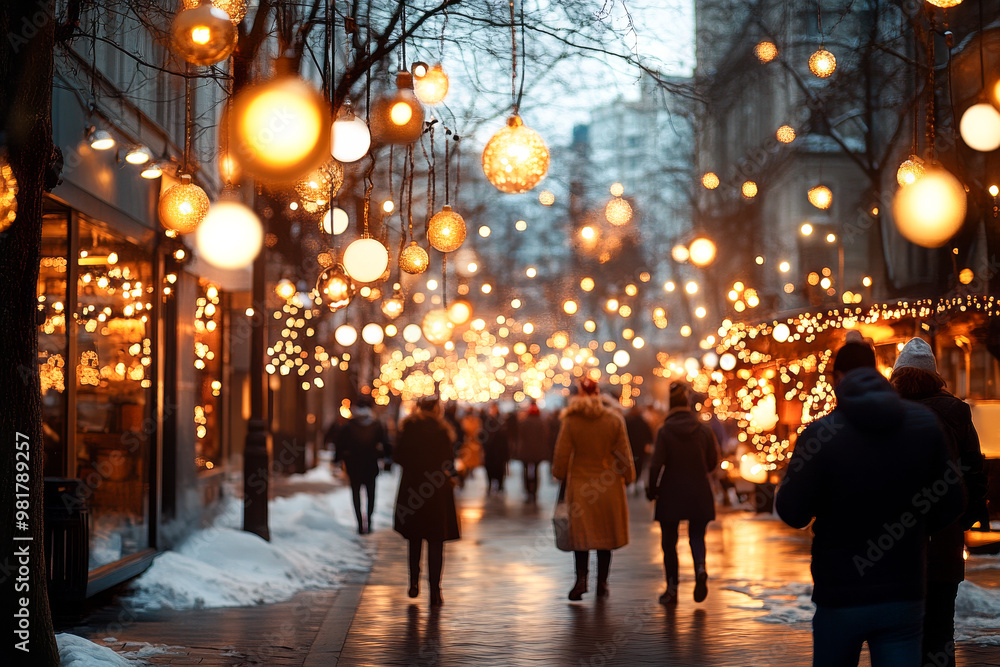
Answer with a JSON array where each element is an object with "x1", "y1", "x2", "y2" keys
[
  {"x1": 625, "y1": 403, "x2": 654, "y2": 497},
  {"x1": 333, "y1": 395, "x2": 391, "y2": 534},
  {"x1": 456, "y1": 408, "x2": 483, "y2": 488},
  {"x1": 647, "y1": 382, "x2": 720, "y2": 604},
  {"x1": 481, "y1": 402, "x2": 510, "y2": 495},
  {"x1": 553, "y1": 378, "x2": 635, "y2": 600},
  {"x1": 516, "y1": 399, "x2": 549, "y2": 503},
  {"x1": 776, "y1": 339, "x2": 965, "y2": 667},
  {"x1": 890, "y1": 337, "x2": 989, "y2": 667},
  {"x1": 393, "y1": 395, "x2": 460, "y2": 607}
]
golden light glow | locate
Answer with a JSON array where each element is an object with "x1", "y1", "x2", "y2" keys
[
  {"x1": 427, "y1": 205, "x2": 467, "y2": 252},
  {"x1": 372, "y1": 72, "x2": 424, "y2": 144},
  {"x1": 171, "y1": 4, "x2": 236, "y2": 66},
  {"x1": 195, "y1": 201, "x2": 263, "y2": 269},
  {"x1": 695, "y1": 306, "x2": 707, "y2": 318},
  {"x1": 896, "y1": 156, "x2": 925, "y2": 187},
  {"x1": 671, "y1": 245, "x2": 690, "y2": 263},
  {"x1": 343, "y1": 238, "x2": 389, "y2": 283},
  {"x1": 539, "y1": 190, "x2": 555, "y2": 206},
  {"x1": 925, "y1": 0, "x2": 963, "y2": 7},
  {"x1": 991, "y1": 185, "x2": 999, "y2": 197},
  {"x1": 688, "y1": 238, "x2": 717, "y2": 267},
  {"x1": 413, "y1": 63, "x2": 449, "y2": 105},
  {"x1": 479, "y1": 225, "x2": 491, "y2": 238},
  {"x1": 390, "y1": 102, "x2": 413, "y2": 125},
  {"x1": 959, "y1": 103, "x2": 1000, "y2": 152},
  {"x1": 331, "y1": 101, "x2": 371, "y2": 163},
  {"x1": 275, "y1": 278, "x2": 296, "y2": 301},
  {"x1": 580, "y1": 277, "x2": 595, "y2": 291},
  {"x1": 294, "y1": 160, "x2": 343, "y2": 207},
  {"x1": 183, "y1": 0, "x2": 247, "y2": 24},
  {"x1": 159, "y1": 177, "x2": 209, "y2": 234},
  {"x1": 580, "y1": 226, "x2": 596, "y2": 241},
  {"x1": 515, "y1": 219, "x2": 527, "y2": 231},
  {"x1": 125, "y1": 146, "x2": 152, "y2": 165},
  {"x1": 422, "y1": 309, "x2": 454, "y2": 346},
  {"x1": 779, "y1": 261, "x2": 790, "y2": 272},
  {"x1": 702, "y1": 172, "x2": 720, "y2": 189},
  {"x1": 959, "y1": 268, "x2": 974, "y2": 285},
  {"x1": 482, "y1": 115, "x2": 550, "y2": 194},
  {"x1": 808, "y1": 185, "x2": 833, "y2": 210},
  {"x1": 685, "y1": 281, "x2": 698, "y2": 294},
  {"x1": 563, "y1": 300, "x2": 578, "y2": 315},
  {"x1": 399, "y1": 242, "x2": 429, "y2": 275},
  {"x1": 755, "y1": 41, "x2": 778, "y2": 63},
  {"x1": 776, "y1": 125, "x2": 796, "y2": 143},
  {"x1": 800, "y1": 223, "x2": 814, "y2": 236},
  {"x1": 605, "y1": 197, "x2": 633, "y2": 226},
  {"x1": 191, "y1": 26, "x2": 211, "y2": 44},
  {"x1": 0, "y1": 159, "x2": 18, "y2": 233},
  {"x1": 680, "y1": 325, "x2": 692, "y2": 337},
  {"x1": 809, "y1": 48, "x2": 837, "y2": 78},
  {"x1": 892, "y1": 166, "x2": 967, "y2": 248},
  {"x1": 447, "y1": 300, "x2": 472, "y2": 325},
  {"x1": 229, "y1": 76, "x2": 330, "y2": 184},
  {"x1": 606, "y1": 298, "x2": 619, "y2": 312},
  {"x1": 526, "y1": 267, "x2": 537, "y2": 278},
  {"x1": 742, "y1": 181, "x2": 758, "y2": 198}
]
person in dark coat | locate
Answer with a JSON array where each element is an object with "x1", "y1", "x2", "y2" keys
[
  {"x1": 646, "y1": 382, "x2": 719, "y2": 605},
  {"x1": 481, "y1": 402, "x2": 510, "y2": 495},
  {"x1": 334, "y1": 395, "x2": 391, "y2": 534},
  {"x1": 776, "y1": 340, "x2": 965, "y2": 667},
  {"x1": 890, "y1": 337, "x2": 988, "y2": 667},
  {"x1": 393, "y1": 395, "x2": 460, "y2": 606},
  {"x1": 516, "y1": 400, "x2": 549, "y2": 503},
  {"x1": 625, "y1": 404, "x2": 654, "y2": 497}
]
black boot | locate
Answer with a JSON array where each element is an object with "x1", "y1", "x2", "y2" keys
[
  {"x1": 694, "y1": 564, "x2": 708, "y2": 603},
  {"x1": 569, "y1": 551, "x2": 589, "y2": 600},
  {"x1": 407, "y1": 539, "x2": 421, "y2": 598},
  {"x1": 596, "y1": 550, "x2": 611, "y2": 598}
]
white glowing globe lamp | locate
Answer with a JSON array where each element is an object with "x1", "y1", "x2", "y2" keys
[
  {"x1": 772, "y1": 323, "x2": 791, "y2": 343},
  {"x1": 342, "y1": 238, "x2": 389, "y2": 283},
  {"x1": 361, "y1": 323, "x2": 384, "y2": 345},
  {"x1": 688, "y1": 238, "x2": 717, "y2": 267},
  {"x1": 891, "y1": 166, "x2": 967, "y2": 248},
  {"x1": 719, "y1": 353, "x2": 737, "y2": 371},
  {"x1": 331, "y1": 115, "x2": 371, "y2": 163},
  {"x1": 612, "y1": 349, "x2": 631, "y2": 367},
  {"x1": 334, "y1": 324, "x2": 358, "y2": 347},
  {"x1": 749, "y1": 395, "x2": 779, "y2": 432},
  {"x1": 959, "y1": 103, "x2": 1000, "y2": 152},
  {"x1": 402, "y1": 323, "x2": 423, "y2": 343},
  {"x1": 322, "y1": 206, "x2": 349, "y2": 235},
  {"x1": 684, "y1": 357, "x2": 700, "y2": 375},
  {"x1": 740, "y1": 455, "x2": 769, "y2": 484},
  {"x1": 195, "y1": 201, "x2": 263, "y2": 269},
  {"x1": 702, "y1": 352, "x2": 719, "y2": 369}
]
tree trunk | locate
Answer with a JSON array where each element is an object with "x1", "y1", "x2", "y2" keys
[{"x1": 0, "y1": 1, "x2": 59, "y2": 665}]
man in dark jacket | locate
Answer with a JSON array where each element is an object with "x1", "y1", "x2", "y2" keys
[
  {"x1": 334, "y1": 395, "x2": 391, "y2": 534},
  {"x1": 776, "y1": 340, "x2": 965, "y2": 666},
  {"x1": 890, "y1": 337, "x2": 988, "y2": 667},
  {"x1": 625, "y1": 403, "x2": 654, "y2": 497},
  {"x1": 647, "y1": 382, "x2": 720, "y2": 605}
]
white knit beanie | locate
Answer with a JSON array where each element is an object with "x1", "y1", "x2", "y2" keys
[{"x1": 893, "y1": 337, "x2": 937, "y2": 373}]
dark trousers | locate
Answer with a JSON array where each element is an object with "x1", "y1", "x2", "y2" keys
[
  {"x1": 408, "y1": 538, "x2": 444, "y2": 590},
  {"x1": 349, "y1": 472, "x2": 376, "y2": 532},
  {"x1": 923, "y1": 582, "x2": 958, "y2": 667},
  {"x1": 812, "y1": 600, "x2": 924, "y2": 667},
  {"x1": 523, "y1": 462, "x2": 539, "y2": 498},
  {"x1": 574, "y1": 550, "x2": 611, "y2": 582},
  {"x1": 660, "y1": 519, "x2": 709, "y2": 582}
]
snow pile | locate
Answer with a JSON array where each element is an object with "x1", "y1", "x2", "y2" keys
[
  {"x1": 57, "y1": 633, "x2": 135, "y2": 666},
  {"x1": 123, "y1": 469, "x2": 397, "y2": 611},
  {"x1": 955, "y1": 581, "x2": 1000, "y2": 644},
  {"x1": 723, "y1": 580, "x2": 815, "y2": 624}
]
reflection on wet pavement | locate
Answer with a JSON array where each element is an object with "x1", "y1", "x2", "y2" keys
[{"x1": 342, "y1": 465, "x2": 821, "y2": 666}]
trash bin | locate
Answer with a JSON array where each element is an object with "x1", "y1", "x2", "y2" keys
[{"x1": 44, "y1": 478, "x2": 90, "y2": 602}]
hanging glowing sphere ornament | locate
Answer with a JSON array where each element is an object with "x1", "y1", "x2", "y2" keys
[
  {"x1": 227, "y1": 73, "x2": 331, "y2": 184},
  {"x1": 742, "y1": 181, "x2": 758, "y2": 198},
  {"x1": 755, "y1": 41, "x2": 778, "y2": 63},
  {"x1": 776, "y1": 125, "x2": 796, "y2": 144},
  {"x1": 925, "y1": 0, "x2": 962, "y2": 6},
  {"x1": 372, "y1": 71, "x2": 425, "y2": 145},
  {"x1": 427, "y1": 205, "x2": 467, "y2": 252},
  {"x1": 362, "y1": 323, "x2": 385, "y2": 346},
  {"x1": 807, "y1": 184, "x2": 833, "y2": 210},
  {"x1": 294, "y1": 160, "x2": 344, "y2": 208},
  {"x1": 605, "y1": 197, "x2": 633, "y2": 226},
  {"x1": 671, "y1": 245, "x2": 690, "y2": 263},
  {"x1": 342, "y1": 237, "x2": 389, "y2": 283},
  {"x1": 335, "y1": 324, "x2": 358, "y2": 347},
  {"x1": 275, "y1": 278, "x2": 296, "y2": 301},
  {"x1": 159, "y1": 175, "x2": 209, "y2": 234},
  {"x1": 421, "y1": 308, "x2": 455, "y2": 346},
  {"x1": 412, "y1": 62, "x2": 449, "y2": 105},
  {"x1": 959, "y1": 103, "x2": 1000, "y2": 152},
  {"x1": 896, "y1": 156, "x2": 925, "y2": 187},
  {"x1": 688, "y1": 238, "x2": 717, "y2": 267},
  {"x1": 171, "y1": 4, "x2": 237, "y2": 67},
  {"x1": 809, "y1": 48, "x2": 837, "y2": 78},
  {"x1": 891, "y1": 166, "x2": 967, "y2": 248},
  {"x1": 316, "y1": 264, "x2": 354, "y2": 313},
  {"x1": 702, "y1": 172, "x2": 720, "y2": 189},
  {"x1": 482, "y1": 114, "x2": 550, "y2": 194},
  {"x1": 381, "y1": 289, "x2": 404, "y2": 319},
  {"x1": 398, "y1": 241, "x2": 430, "y2": 275},
  {"x1": 321, "y1": 206, "x2": 350, "y2": 235},
  {"x1": 330, "y1": 100, "x2": 371, "y2": 163},
  {"x1": 195, "y1": 200, "x2": 263, "y2": 269},
  {"x1": 447, "y1": 299, "x2": 472, "y2": 326},
  {"x1": 182, "y1": 0, "x2": 247, "y2": 24}
]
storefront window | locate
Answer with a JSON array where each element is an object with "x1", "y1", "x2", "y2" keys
[
  {"x1": 74, "y1": 215, "x2": 153, "y2": 569},
  {"x1": 195, "y1": 279, "x2": 224, "y2": 471},
  {"x1": 39, "y1": 210, "x2": 70, "y2": 478}
]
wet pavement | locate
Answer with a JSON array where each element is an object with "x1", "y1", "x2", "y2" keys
[{"x1": 66, "y1": 463, "x2": 1000, "y2": 666}]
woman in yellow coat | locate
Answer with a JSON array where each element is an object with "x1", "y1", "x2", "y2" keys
[{"x1": 552, "y1": 378, "x2": 635, "y2": 600}]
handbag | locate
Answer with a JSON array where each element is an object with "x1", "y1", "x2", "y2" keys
[{"x1": 552, "y1": 482, "x2": 572, "y2": 552}]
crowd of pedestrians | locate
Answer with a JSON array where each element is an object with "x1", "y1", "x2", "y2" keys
[{"x1": 324, "y1": 334, "x2": 988, "y2": 666}]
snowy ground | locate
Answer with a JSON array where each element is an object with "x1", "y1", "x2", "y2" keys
[{"x1": 59, "y1": 463, "x2": 397, "y2": 664}]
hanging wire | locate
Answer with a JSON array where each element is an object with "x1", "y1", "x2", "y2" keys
[
  {"x1": 979, "y1": 0, "x2": 986, "y2": 91},
  {"x1": 816, "y1": 2, "x2": 824, "y2": 47},
  {"x1": 518, "y1": 0, "x2": 526, "y2": 111},
  {"x1": 183, "y1": 64, "x2": 193, "y2": 173},
  {"x1": 509, "y1": 0, "x2": 518, "y2": 113},
  {"x1": 443, "y1": 128, "x2": 451, "y2": 205},
  {"x1": 439, "y1": 7, "x2": 449, "y2": 61},
  {"x1": 454, "y1": 135, "x2": 461, "y2": 205}
]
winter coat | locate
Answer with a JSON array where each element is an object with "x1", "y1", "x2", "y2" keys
[
  {"x1": 775, "y1": 367, "x2": 965, "y2": 608},
  {"x1": 647, "y1": 407, "x2": 720, "y2": 524},
  {"x1": 625, "y1": 411, "x2": 654, "y2": 469},
  {"x1": 897, "y1": 382, "x2": 987, "y2": 584},
  {"x1": 481, "y1": 411, "x2": 510, "y2": 477},
  {"x1": 552, "y1": 395, "x2": 635, "y2": 551},
  {"x1": 334, "y1": 412, "x2": 390, "y2": 481},
  {"x1": 393, "y1": 410, "x2": 461, "y2": 542},
  {"x1": 516, "y1": 411, "x2": 550, "y2": 464}
]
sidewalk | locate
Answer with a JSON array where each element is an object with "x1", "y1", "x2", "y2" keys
[{"x1": 64, "y1": 465, "x2": 1000, "y2": 666}]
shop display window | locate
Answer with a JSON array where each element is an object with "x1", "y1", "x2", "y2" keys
[
  {"x1": 195, "y1": 279, "x2": 224, "y2": 471},
  {"x1": 74, "y1": 214, "x2": 154, "y2": 569},
  {"x1": 39, "y1": 211, "x2": 70, "y2": 478}
]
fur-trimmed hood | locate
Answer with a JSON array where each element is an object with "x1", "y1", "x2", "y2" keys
[{"x1": 561, "y1": 394, "x2": 619, "y2": 420}]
